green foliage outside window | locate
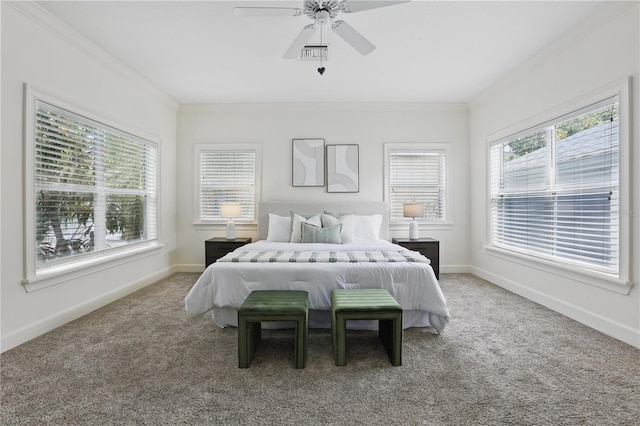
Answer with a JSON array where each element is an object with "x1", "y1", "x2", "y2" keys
[{"x1": 35, "y1": 104, "x2": 152, "y2": 263}]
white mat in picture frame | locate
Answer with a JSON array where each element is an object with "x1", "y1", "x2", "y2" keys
[
  {"x1": 327, "y1": 144, "x2": 359, "y2": 193},
  {"x1": 292, "y1": 138, "x2": 325, "y2": 187}
]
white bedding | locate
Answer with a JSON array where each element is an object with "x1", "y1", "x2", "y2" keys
[{"x1": 184, "y1": 240, "x2": 450, "y2": 332}]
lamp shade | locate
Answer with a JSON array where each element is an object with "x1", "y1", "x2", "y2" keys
[
  {"x1": 403, "y1": 203, "x2": 424, "y2": 219},
  {"x1": 220, "y1": 203, "x2": 242, "y2": 218}
]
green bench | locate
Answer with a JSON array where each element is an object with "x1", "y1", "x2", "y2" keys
[
  {"x1": 331, "y1": 289, "x2": 403, "y2": 366},
  {"x1": 237, "y1": 290, "x2": 308, "y2": 369}
]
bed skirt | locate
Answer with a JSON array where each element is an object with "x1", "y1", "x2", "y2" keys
[{"x1": 211, "y1": 307, "x2": 444, "y2": 332}]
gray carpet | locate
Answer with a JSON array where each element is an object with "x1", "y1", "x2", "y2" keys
[{"x1": 1, "y1": 273, "x2": 638, "y2": 425}]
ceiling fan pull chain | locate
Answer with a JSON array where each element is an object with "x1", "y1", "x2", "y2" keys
[{"x1": 318, "y1": 25, "x2": 326, "y2": 75}]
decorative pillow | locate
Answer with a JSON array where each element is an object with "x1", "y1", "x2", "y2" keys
[
  {"x1": 266, "y1": 214, "x2": 292, "y2": 242},
  {"x1": 301, "y1": 223, "x2": 342, "y2": 244},
  {"x1": 321, "y1": 213, "x2": 355, "y2": 244},
  {"x1": 290, "y1": 213, "x2": 322, "y2": 243},
  {"x1": 353, "y1": 214, "x2": 383, "y2": 241}
]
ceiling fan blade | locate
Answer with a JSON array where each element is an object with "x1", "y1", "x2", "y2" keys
[
  {"x1": 283, "y1": 24, "x2": 318, "y2": 59},
  {"x1": 331, "y1": 20, "x2": 375, "y2": 55},
  {"x1": 340, "y1": 0, "x2": 411, "y2": 14},
  {"x1": 233, "y1": 7, "x2": 303, "y2": 17}
]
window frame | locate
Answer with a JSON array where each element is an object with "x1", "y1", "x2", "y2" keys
[
  {"x1": 484, "y1": 78, "x2": 631, "y2": 293},
  {"x1": 193, "y1": 143, "x2": 262, "y2": 226},
  {"x1": 383, "y1": 142, "x2": 453, "y2": 231},
  {"x1": 23, "y1": 85, "x2": 162, "y2": 292}
]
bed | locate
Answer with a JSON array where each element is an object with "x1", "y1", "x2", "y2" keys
[{"x1": 184, "y1": 201, "x2": 450, "y2": 332}]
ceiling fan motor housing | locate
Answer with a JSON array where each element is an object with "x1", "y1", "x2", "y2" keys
[{"x1": 304, "y1": 0, "x2": 340, "y2": 24}]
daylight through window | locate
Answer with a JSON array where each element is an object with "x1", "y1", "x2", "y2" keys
[
  {"x1": 196, "y1": 145, "x2": 260, "y2": 223},
  {"x1": 34, "y1": 100, "x2": 158, "y2": 270},
  {"x1": 489, "y1": 98, "x2": 620, "y2": 275},
  {"x1": 388, "y1": 148, "x2": 446, "y2": 222}
]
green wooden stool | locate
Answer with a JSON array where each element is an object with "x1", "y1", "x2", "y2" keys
[
  {"x1": 238, "y1": 290, "x2": 308, "y2": 369},
  {"x1": 331, "y1": 289, "x2": 403, "y2": 366}
]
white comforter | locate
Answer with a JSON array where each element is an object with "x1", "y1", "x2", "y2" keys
[{"x1": 184, "y1": 240, "x2": 450, "y2": 332}]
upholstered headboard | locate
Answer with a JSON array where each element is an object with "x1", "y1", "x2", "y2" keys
[{"x1": 257, "y1": 201, "x2": 389, "y2": 241}]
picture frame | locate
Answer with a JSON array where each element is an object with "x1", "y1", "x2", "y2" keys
[
  {"x1": 326, "y1": 144, "x2": 359, "y2": 193},
  {"x1": 292, "y1": 139, "x2": 325, "y2": 187}
]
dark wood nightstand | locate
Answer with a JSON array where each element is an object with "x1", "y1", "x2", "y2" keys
[
  {"x1": 205, "y1": 237, "x2": 252, "y2": 267},
  {"x1": 392, "y1": 238, "x2": 440, "y2": 279}
]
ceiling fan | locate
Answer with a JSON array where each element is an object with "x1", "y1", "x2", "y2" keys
[{"x1": 234, "y1": 1, "x2": 410, "y2": 59}]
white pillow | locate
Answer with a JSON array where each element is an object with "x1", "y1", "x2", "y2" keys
[
  {"x1": 290, "y1": 213, "x2": 322, "y2": 243},
  {"x1": 321, "y1": 213, "x2": 355, "y2": 244},
  {"x1": 266, "y1": 214, "x2": 292, "y2": 242},
  {"x1": 353, "y1": 214, "x2": 383, "y2": 242}
]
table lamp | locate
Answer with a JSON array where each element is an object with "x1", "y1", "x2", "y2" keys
[
  {"x1": 403, "y1": 203, "x2": 424, "y2": 240},
  {"x1": 220, "y1": 203, "x2": 242, "y2": 240}
]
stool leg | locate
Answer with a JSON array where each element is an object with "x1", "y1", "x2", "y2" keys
[
  {"x1": 238, "y1": 316, "x2": 249, "y2": 368},
  {"x1": 379, "y1": 316, "x2": 402, "y2": 366},
  {"x1": 379, "y1": 319, "x2": 393, "y2": 361},
  {"x1": 294, "y1": 316, "x2": 307, "y2": 369},
  {"x1": 393, "y1": 315, "x2": 402, "y2": 366},
  {"x1": 331, "y1": 309, "x2": 337, "y2": 363},
  {"x1": 238, "y1": 318, "x2": 261, "y2": 368},
  {"x1": 335, "y1": 313, "x2": 347, "y2": 366},
  {"x1": 248, "y1": 321, "x2": 261, "y2": 364}
]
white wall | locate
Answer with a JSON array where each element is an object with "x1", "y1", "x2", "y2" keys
[
  {"x1": 0, "y1": 3, "x2": 178, "y2": 351},
  {"x1": 176, "y1": 103, "x2": 470, "y2": 270},
  {"x1": 468, "y1": 2, "x2": 640, "y2": 348}
]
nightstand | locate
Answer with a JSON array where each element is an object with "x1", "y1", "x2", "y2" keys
[
  {"x1": 205, "y1": 237, "x2": 252, "y2": 267},
  {"x1": 392, "y1": 238, "x2": 440, "y2": 279}
]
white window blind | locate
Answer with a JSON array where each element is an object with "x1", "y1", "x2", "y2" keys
[
  {"x1": 389, "y1": 149, "x2": 446, "y2": 222},
  {"x1": 35, "y1": 100, "x2": 158, "y2": 269},
  {"x1": 489, "y1": 99, "x2": 619, "y2": 275},
  {"x1": 198, "y1": 147, "x2": 258, "y2": 222}
]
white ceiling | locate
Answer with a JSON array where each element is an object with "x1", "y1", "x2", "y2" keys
[{"x1": 36, "y1": 0, "x2": 605, "y2": 104}]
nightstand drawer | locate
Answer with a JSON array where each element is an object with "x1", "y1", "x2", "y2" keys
[
  {"x1": 392, "y1": 238, "x2": 439, "y2": 279},
  {"x1": 205, "y1": 237, "x2": 252, "y2": 267}
]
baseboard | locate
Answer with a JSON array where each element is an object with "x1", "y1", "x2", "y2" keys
[
  {"x1": 0, "y1": 266, "x2": 176, "y2": 353},
  {"x1": 175, "y1": 264, "x2": 205, "y2": 273},
  {"x1": 470, "y1": 266, "x2": 640, "y2": 349},
  {"x1": 440, "y1": 265, "x2": 472, "y2": 274}
]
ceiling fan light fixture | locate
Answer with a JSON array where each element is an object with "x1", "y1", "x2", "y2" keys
[{"x1": 315, "y1": 9, "x2": 331, "y2": 25}]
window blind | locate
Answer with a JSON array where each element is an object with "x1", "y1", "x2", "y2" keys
[
  {"x1": 389, "y1": 150, "x2": 445, "y2": 222},
  {"x1": 490, "y1": 99, "x2": 619, "y2": 274},
  {"x1": 35, "y1": 100, "x2": 158, "y2": 268},
  {"x1": 199, "y1": 150, "x2": 256, "y2": 221}
]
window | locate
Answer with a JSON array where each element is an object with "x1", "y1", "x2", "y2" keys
[
  {"x1": 384, "y1": 143, "x2": 448, "y2": 223},
  {"x1": 195, "y1": 144, "x2": 261, "y2": 223},
  {"x1": 489, "y1": 97, "x2": 622, "y2": 278},
  {"x1": 26, "y1": 92, "x2": 159, "y2": 281}
]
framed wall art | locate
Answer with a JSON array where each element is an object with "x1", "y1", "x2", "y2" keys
[
  {"x1": 292, "y1": 138, "x2": 325, "y2": 187},
  {"x1": 326, "y1": 144, "x2": 359, "y2": 193}
]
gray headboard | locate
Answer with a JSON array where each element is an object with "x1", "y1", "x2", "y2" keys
[{"x1": 258, "y1": 201, "x2": 389, "y2": 241}]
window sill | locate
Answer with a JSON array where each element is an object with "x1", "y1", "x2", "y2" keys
[
  {"x1": 389, "y1": 221, "x2": 453, "y2": 232},
  {"x1": 192, "y1": 222, "x2": 257, "y2": 231},
  {"x1": 483, "y1": 245, "x2": 633, "y2": 295},
  {"x1": 23, "y1": 242, "x2": 165, "y2": 292}
]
